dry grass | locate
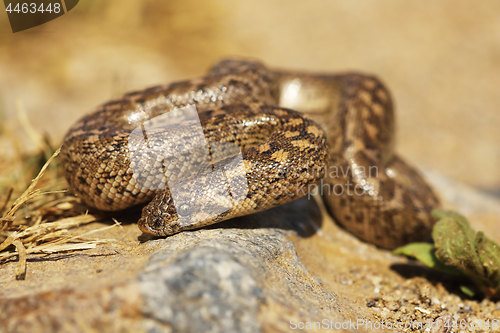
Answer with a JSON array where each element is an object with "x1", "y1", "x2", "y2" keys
[{"x1": 0, "y1": 102, "x2": 119, "y2": 280}]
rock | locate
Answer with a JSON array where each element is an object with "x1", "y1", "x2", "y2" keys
[{"x1": 139, "y1": 244, "x2": 265, "y2": 332}]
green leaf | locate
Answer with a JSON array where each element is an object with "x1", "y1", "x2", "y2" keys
[
  {"x1": 475, "y1": 231, "x2": 500, "y2": 290},
  {"x1": 459, "y1": 285, "x2": 476, "y2": 297},
  {"x1": 395, "y1": 210, "x2": 500, "y2": 299},
  {"x1": 393, "y1": 242, "x2": 463, "y2": 276},
  {"x1": 431, "y1": 212, "x2": 484, "y2": 279}
]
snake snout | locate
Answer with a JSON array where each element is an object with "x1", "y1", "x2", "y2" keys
[
  {"x1": 137, "y1": 190, "x2": 182, "y2": 236},
  {"x1": 138, "y1": 211, "x2": 183, "y2": 237},
  {"x1": 137, "y1": 213, "x2": 166, "y2": 236}
]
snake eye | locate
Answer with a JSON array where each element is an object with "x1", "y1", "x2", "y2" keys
[{"x1": 177, "y1": 204, "x2": 192, "y2": 217}]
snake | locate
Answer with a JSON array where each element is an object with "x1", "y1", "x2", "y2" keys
[{"x1": 60, "y1": 58, "x2": 440, "y2": 249}]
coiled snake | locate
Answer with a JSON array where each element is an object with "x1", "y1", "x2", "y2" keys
[{"x1": 61, "y1": 59, "x2": 440, "y2": 249}]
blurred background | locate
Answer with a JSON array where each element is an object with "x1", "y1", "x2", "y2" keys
[{"x1": 0, "y1": 0, "x2": 499, "y2": 192}]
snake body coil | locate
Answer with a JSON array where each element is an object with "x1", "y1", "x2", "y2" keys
[{"x1": 61, "y1": 59, "x2": 439, "y2": 249}]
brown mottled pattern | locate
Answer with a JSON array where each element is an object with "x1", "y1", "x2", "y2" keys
[
  {"x1": 61, "y1": 59, "x2": 439, "y2": 249},
  {"x1": 275, "y1": 66, "x2": 439, "y2": 249}
]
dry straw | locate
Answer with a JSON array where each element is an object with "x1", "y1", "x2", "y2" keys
[{"x1": 0, "y1": 100, "x2": 119, "y2": 280}]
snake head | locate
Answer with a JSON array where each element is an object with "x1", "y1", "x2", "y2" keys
[
  {"x1": 137, "y1": 169, "x2": 247, "y2": 236},
  {"x1": 137, "y1": 189, "x2": 183, "y2": 236}
]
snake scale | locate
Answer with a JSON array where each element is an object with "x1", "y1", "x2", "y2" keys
[{"x1": 61, "y1": 58, "x2": 440, "y2": 249}]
